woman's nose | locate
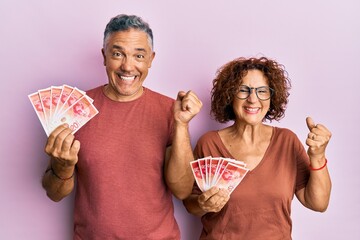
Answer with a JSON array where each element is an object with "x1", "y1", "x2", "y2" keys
[{"x1": 246, "y1": 89, "x2": 258, "y2": 103}]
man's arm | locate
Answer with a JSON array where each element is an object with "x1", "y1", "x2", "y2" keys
[
  {"x1": 42, "y1": 160, "x2": 75, "y2": 202},
  {"x1": 164, "y1": 123, "x2": 194, "y2": 200},
  {"x1": 164, "y1": 91, "x2": 202, "y2": 200},
  {"x1": 42, "y1": 124, "x2": 79, "y2": 201}
]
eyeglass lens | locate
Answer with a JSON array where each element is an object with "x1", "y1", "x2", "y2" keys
[{"x1": 237, "y1": 86, "x2": 272, "y2": 100}]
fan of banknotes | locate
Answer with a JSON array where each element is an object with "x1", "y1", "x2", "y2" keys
[
  {"x1": 28, "y1": 84, "x2": 99, "y2": 136},
  {"x1": 190, "y1": 156, "x2": 249, "y2": 194}
]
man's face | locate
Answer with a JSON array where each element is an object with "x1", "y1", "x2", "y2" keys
[{"x1": 102, "y1": 29, "x2": 155, "y2": 102}]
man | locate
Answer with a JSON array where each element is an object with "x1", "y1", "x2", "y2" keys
[{"x1": 42, "y1": 14, "x2": 202, "y2": 239}]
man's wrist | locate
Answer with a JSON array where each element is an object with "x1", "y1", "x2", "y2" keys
[
  {"x1": 174, "y1": 121, "x2": 190, "y2": 129},
  {"x1": 47, "y1": 162, "x2": 75, "y2": 180}
]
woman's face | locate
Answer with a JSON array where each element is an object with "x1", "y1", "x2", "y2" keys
[{"x1": 232, "y1": 69, "x2": 271, "y2": 126}]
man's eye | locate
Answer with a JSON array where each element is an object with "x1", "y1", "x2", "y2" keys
[
  {"x1": 137, "y1": 54, "x2": 145, "y2": 59},
  {"x1": 113, "y1": 52, "x2": 122, "y2": 57}
]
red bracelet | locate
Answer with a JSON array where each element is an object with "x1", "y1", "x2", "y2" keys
[{"x1": 309, "y1": 159, "x2": 328, "y2": 171}]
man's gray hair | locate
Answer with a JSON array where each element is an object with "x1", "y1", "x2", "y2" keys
[{"x1": 103, "y1": 14, "x2": 154, "y2": 50}]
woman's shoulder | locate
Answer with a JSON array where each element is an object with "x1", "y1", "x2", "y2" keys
[
  {"x1": 195, "y1": 130, "x2": 225, "y2": 150},
  {"x1": 274, "y1": 126, "x2": 296, "y2": 135},
  {"x1": 194, "y1": 130, "x2": 224, "y2": 158},
  {"x1": 198, "y1": 130, "x2": 219, "y2": 142},
  {"x1": 273, "y1": 126, "x2": 300, "y2": 142}
]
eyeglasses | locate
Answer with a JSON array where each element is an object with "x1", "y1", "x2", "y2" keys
[{"x1": 236, "y1": 85, "x2": 274, "y2": 101}]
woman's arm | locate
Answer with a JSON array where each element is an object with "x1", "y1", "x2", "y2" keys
[
  {"x1": 183, "y1": 187, "x2": 230, "y2": 217},
  {"x1": 296, "y1": 117, "x2": 332, "y2": 212}
]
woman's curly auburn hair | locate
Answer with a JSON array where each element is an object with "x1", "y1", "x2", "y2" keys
[{"x1": 211, "y1": 56, "x2": 291, "y2": 123}]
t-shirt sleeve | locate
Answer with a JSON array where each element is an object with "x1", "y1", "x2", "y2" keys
[
  {"x1": 294, "y1": 134, "x2": 311, "y2": 191},
  {"x1": 193, "y1": 131, "x2": 223, "y2": 159},
  {"x1": 166, "y1": 99, "x2": 175, "y2": 147},
  {"x1": 191, "y1": 132, "x2": 216, "y2": 195},
  {"x1": 193, "y1": 142, "x2": 204, "y2": 159}
]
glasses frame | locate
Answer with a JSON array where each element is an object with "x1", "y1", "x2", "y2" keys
[{"x1": 235, "y1": 85, "x2": 274, "y2": 101}]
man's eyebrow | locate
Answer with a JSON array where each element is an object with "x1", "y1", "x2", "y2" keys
[
  {"x1": 135, "y1": 48, "x2": 147, "y2": 52},
  {"x1": 112, "y1": 45, "x2": 147, "y2": 53},
  {"x1": 112, "y1": 45, "x2": 123, "y2": 50}
]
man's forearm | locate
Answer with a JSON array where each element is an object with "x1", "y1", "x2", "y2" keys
[
  {"x1": 165, "y1": 123, "x2": 195, "y2": 200},
  {"x1": 42, "y1": 161, "x2": 75, "y2": 202}
]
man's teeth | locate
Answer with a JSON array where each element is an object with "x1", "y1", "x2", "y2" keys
[{"x1": 120, "y1": 76, "x2": 135, "y2": 81}]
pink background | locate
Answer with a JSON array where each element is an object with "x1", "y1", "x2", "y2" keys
[{"x1": 1, "y1": 0, "x2": 359, "y2": 239}]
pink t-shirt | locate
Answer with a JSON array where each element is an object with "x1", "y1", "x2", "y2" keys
[
  {"x1": 73, "y1": 86, "x2": 180, "y2": 239},
  {"x1": 193, "y1": 127, "x2": 310, "y2": 240}
]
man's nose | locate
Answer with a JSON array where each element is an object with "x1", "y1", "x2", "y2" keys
[{"x1": 120, "y1": 57, "x2": 133, "y2": 71}]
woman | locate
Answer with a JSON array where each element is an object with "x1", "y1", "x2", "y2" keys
[{"x1": 183, "y1": 57, "x2": 332, "y2": 239}]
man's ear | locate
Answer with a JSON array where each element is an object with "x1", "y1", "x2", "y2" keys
[
  {"x1": 101, "y1": 48, "x2": 106, "y2": 66},
  {"x1": 148, "y1": 51, "x2": 156, "y2": 68}
]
